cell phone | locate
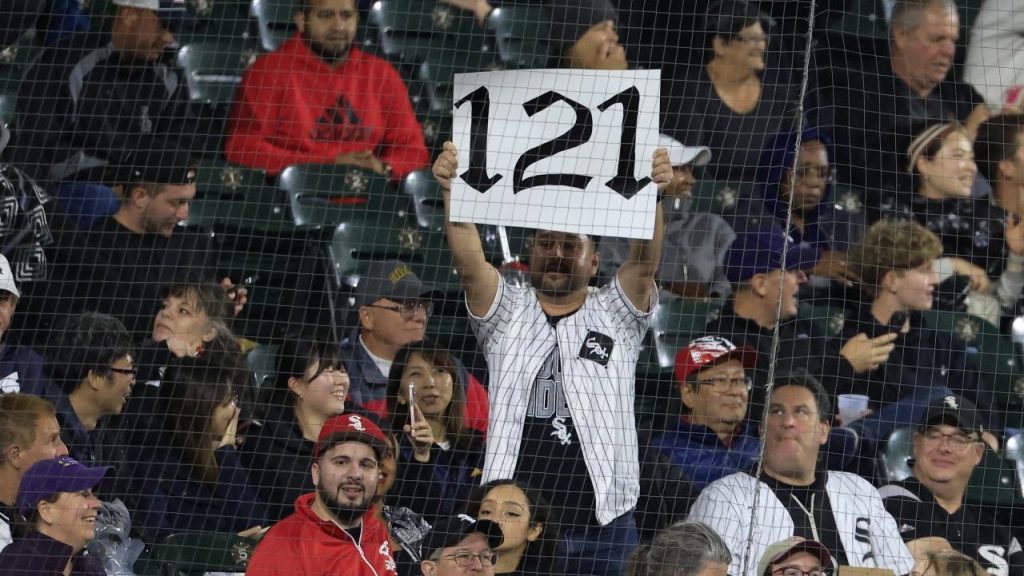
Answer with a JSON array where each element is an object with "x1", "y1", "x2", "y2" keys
[
  {"x1": 408, "y1": 383, "x2": 416, "y2": 426},
  {"x1": 226, "y1": 274, "x2": 260, "y2": 298}
]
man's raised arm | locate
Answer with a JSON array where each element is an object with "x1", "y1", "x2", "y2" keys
[
  {"x1": 616, "y1": 148, "x2": 671, "y2": 312},
  {"x1": 433, "y1": 141, "x2": 500, "y2": 318}
]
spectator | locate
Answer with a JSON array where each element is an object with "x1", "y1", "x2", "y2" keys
[
  {"x1": 549, "y1": 0, "x2": 625, "y2": 71},
  {"x1": 687, "y1": 371, "x2": 915, "y2": 576},
  {"x1": 0, "y1": 136, "x2": 59, "y2": 294},
  {"x1": 974, "y1": 113, "x2": 1024, "y2": 316},
  {"x1": 755, "y1": 537, "x2": 833, "y2": 576},
  {"x1": 23, "y1": 140, "x2": 246, "y2": 342},
  {"x1": 0, "y1": 254, "x2": 52, "y2": 399},
  {"x1": 43, "y1": 313, "x2": 134, "y2": 468},
  {"x1": 248, "y1": 413, "x2": 399, "y2": 575},
  {"x1": 242, "y1": 336, "x2": 352, "y2": 521},
  {"x1": 433, "y1": 143, "x2": 672, "y2": 575},
  {"x1": 733, "y1": 128, "x2": 866, "y2": 295},
  {"x1": 828, "y1": 219, "x2": 999, "y2": 457},
  {"x1": 226, "y1": 0, "x2": 428, "y2": 179},
  {"x1": 917, "y1": 550, "x2": 990, "y2": 576},
  {"x1": 374, "y1": 431, "x2": 432, "y2": 576},
  {"x1": 465, "y1": 479, "x2": 562, "y2": 575},
  {"x1": 8, "y1": 0, "x2": 215, "y2": 228},
  {"x1": 879, "y1": 394, "x2": 1024, "y2": 576},
  {"x1": 342, "y1": 260, "x2": 487, "y2": 434},
  {"x1": 879, "y1": 122, "x2": 1024, "y2": 324},
  {"x1": 815, "y1": 0, "x2": 988, "y2": 208},
  {"x1": 0, "y1": 456, "x2": 106, "y2": 575},
  {"x1": 123, "y1": 355, "x2": 266, "y2": 543},
  {"x1": 419, "y1": 515, "x2": 505, "y2": 576},
  {"x1": 629, "y1": 521, "x2": 732, "y2": 576},
  {"x1": 0, "y1": 394, "x2": 68, "y2": 550},
  {"x1": 662, "y1": 0, "x2": 801, "y2": 183},
  {"x1": 964, "y1": 0, "x2": 1024, "y2": 107},
  {"x1": 385, "y1": 340, "x2": 484, "y2": 523},
  {"x1": 648, "y1": 336, "x2": 760, "y2": 492},
  {"x1": 600, "y1": 135, "x2": 734, "y2": 303}
]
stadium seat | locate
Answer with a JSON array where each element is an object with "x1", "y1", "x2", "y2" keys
[
  {"x1": 183, "y1": 165, "x2": 291, "y2": 234},
  {"x1": 879, "y1": 426, "x2": 913, "y2": 483},
  {"x1": 147, "y1": 532, "x2": 258, "y2": 575},
  {"x1": 367, "y1": 0, "x2": 486, "y2": 64},
  {"x1": 278, "y1": 164, "x2": 411, "y2": 228},
  {"x1": 328, "y1": 216, "x2": 459, "y2": 295},
  {"x1": 689, "y1": 180, "x2": 753, "y2": 216},
  {"x1": 245, "y1": 344, "x2": 279, "y2": 389},
  {"x1": 415, "y1": 54, "x2": 497, "y2": 116},
  {"x1": 485, "y1": 5, "x2": 553, "y2": 69},
  {"x1": 0, "y1": 86, "x2": 16, "y2": 128},
  {"x1": 644, "y1": 297, "x2": 717, "y2": 374},
  {"x1": 176, "y1": 41, "x2": 259, "y2": 106},
  {"x1": 479, "y1": 225, "x2": 533, "y2": 268},
  {"x1": 194, "y1": 159, "x2": 268, "y2": 197},
  {"x1": 797, "y1": 301, "x2": 851, "y2": 338},
  {"x1": 251, "y1": 0, "x2": 298, "y2": 52},
  {"x1": 965, "y1": 448, "x2": 1019, "y2": 507},
  {"x1": 402, "y1": 168, "x2": 445, "y2": 230}
]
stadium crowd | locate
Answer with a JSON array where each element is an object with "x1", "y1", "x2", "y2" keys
[{"x1": 1, "y1": 0, "x2": 1024, "y2": 574}]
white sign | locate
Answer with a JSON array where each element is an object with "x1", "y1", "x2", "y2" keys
[{"x1": 451, "y1": 69, "x2": 660, "y2": 240}]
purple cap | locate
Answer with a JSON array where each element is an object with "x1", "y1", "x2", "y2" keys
[
  {"x1": 17, "y1": 456, "x2": 110, "y2": 515},
  {"x1": 726, "y1": 224, "x2": 820, "y2": 283}
]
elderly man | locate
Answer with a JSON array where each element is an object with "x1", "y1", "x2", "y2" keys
[
  {"x1": 688, "y1": 371, "x2": 915, "y2": 576},
  {"x1": 756, "y1": 537, "x2": 834, "y2": 576},
  {"x1": 880, "y1": 395, "x2": 1024, "y2": 576},
  {"x1": 816, "y1": 0, "x2": 988, "y2": 210},
  {"x1": 419, "y1": 515, "x2": 505, "y2": 576}
]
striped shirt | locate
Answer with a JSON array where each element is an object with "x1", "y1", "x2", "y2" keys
[
  {"x1": 469, "y1": 273, "x2": 655, "y2": 526},
  {"x1": 688, "y1": 471, "x2": 915, "y2": 576}
]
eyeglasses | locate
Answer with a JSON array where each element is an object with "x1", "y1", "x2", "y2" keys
[
  {"x1": 772, "y1": 567, "x2": 827, "y2": 576},
  {"x1": 695, "y1": 376, "x2": 753, "y2": 392},
  {"x1": 793, "y1": 165, "x2": 835, "y2": 183},
  {"x1": 366, "y1": 300, "x2": 434, "y2": 319},
  {"x1": 920, "y1": 428, "x2": 979, "y2": 451},
  {"x1": 436, "y1": 551, "x2": 498, "y2": 567},
  {"x1": 109, "y1": 366, "x2": 137, "y2": 378}
]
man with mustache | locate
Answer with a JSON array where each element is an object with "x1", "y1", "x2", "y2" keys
[
  {"x1": 249, "y1": 413, "x2": 398, "y2": 575},
  {"x1": 433, "y1": 143, "x2": 672, "y2": 575},
  {"x1": 688, "y1": 371, "x2": 915, "y2": 576},
  {"x1": 226, "y1": 0, "x2": 428, "y2": 179}
]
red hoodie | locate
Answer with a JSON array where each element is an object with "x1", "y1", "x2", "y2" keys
[
  {"x1": 226, "y1": 35, "x2": 429, "y2": 178},
  {"x1": 248, "y1": 493, "x2": 397, "y2": 576}
]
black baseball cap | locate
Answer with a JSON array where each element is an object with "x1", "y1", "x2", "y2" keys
[
  {"x1": 355, "y1": 261, "x2": 439, "y2": 307},
  {"x1": 920, "y1": 394, "x2": 985, "y2": 436},
  {"x1": 725, "y1": 224, "x2": 820, "y2": 283},
  {"x1": 421, "y1": 515, "x2": 504, "y2": 561},
  {"x1": 121, "y1": 138, "x2": 197, "y2": 186},
  {"x1": 549, "y1": 0, "x2": 618, "y2": 56}
]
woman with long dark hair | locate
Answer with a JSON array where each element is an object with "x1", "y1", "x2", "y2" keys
[
  {"x1": 385, "y1": 339, "x2": 484, "y2": 522},
  {"x1": 124, "y1": 354, "x2": 266, "y2": 543},
  {"x1": 464, "y1": 479, "x2": 562, "y2": 575}
]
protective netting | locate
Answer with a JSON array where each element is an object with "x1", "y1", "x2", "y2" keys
[{"x1": 0, "y1": 0, "x2": 1023, "y2": 575}]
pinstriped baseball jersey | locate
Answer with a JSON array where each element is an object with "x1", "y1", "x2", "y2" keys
[
  {"x1": 688, "y1": 471, "x2": 915, "y2": 576},
  {"x1": 469, "y1": 272, "x2": 655, "y2": 526}
]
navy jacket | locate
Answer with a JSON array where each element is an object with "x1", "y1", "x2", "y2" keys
[
  {"x1": 0, "y1": 531, "x2": 105, "y2": 575},
  {"x1": 649, "y1": 419, "x2": 761, "y2": 492}
]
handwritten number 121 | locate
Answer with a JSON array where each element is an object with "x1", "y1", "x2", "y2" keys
[{"x1": 454, "y1": 86, "x2": 651, "y2": 199}]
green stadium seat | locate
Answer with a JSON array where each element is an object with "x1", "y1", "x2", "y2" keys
[
  {"x1": 183, "y1": 164, "x2": 292, "y2": 234},
  {"x1": 252, "y1": 0, "x2": 298, "y2": 52},
  {"x1": 194, "y1": 159, "x2": 268, "y2": 196},
  {"x1": 485, "y1": 5, "x2": 553, "y2": 69},
  {"x1": 329, "y1": 216, "x2": 459, "y2": 295},
  {"x1": 148, "y1": 532, "x2": 258, "y2": 575},
  {"x1": 965, "y1": 448, "x2": 1019, "y2": 507},
  {"x1": 402, "y1": 168, "x2": 445, "y2": 230},
  {"x1": 797, "y1": 301, "x2": 851, "y2": 338},
  {"x1": 479, "y1": 225, "x2": 533, "y2": 268},
  {"x1": 278, "y1": 164, "x2": 410, "y2": 228},
  {"x1": 414, "y1": 53, "x2": 498, "y2": 115},
  {"x1": 245, "y1": 344, "x2": 279, "y2": 388},
  {"x1": 643, "y1": 297, "x2": 716, "y2": 374},
  {"x1": 367, "y1": 0, "x2": 487, "y2": 64},
  {"x1": 176, "y1": 41, "x2": 259, "y2": 106},
  {"x1": 879, "y1": 427, "x2": 913, "y2": 482},
  {"x1": 689, "y1": 180, "x2": 753, "y2": 216}
]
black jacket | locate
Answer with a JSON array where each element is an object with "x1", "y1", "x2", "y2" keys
[{"x1": 0, "y1": 531, "x2": 105, "y2": 575}]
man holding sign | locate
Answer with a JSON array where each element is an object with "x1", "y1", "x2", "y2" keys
[{"x1": 433, "y1": 140, "x2": 670, "y2": 576}]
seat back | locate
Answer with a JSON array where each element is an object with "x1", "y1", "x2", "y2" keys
[
  {"x1": 278, "y1": 164, "x2": 410, "y2": 228},
  {"x1": 880, "y1": 427, "x2": 914, "y2": 482},
  {"x1": 402, "y1": 169, "x2": 445, "y2": 230},
  {"x1": 486, "y1": 5, "x2": 553, "y2": 69},
  {"x1": 176, "y1": 41, "x2": 258, "y2": 106},
  {"x1": 252, "y1": 0, "x2": 298, "y2": 51},
  {"x1": 368, "y1": 0, "x2": 485, "y2": 63},
  {"x1": 150, "y1": 532, "x2": 258, "y2": 575}
]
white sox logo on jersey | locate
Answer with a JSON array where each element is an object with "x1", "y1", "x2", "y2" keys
[
  {"x1": 578, "y1": 331, "x2": 614, "y2": 366},
  {"x1": 854, "y1": 518, "x2": 876, "y2": 565}
]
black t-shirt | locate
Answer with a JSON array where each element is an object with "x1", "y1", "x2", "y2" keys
[
  {"x1": 762, "y1": 472, "x2": 848, "y2": 566},
  {"x1": 883, "y1": 477, "x2": 1024, "y2": 576},
  {"x1": 515, "y1": 314, "x2": 598, "y2": 530}
]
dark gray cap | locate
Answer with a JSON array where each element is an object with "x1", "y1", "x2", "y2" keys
[
  {"x1": 549, "y1": 0, "x2": 618, "y2": 57},
  {"x1": 420, "y1": 515, "x2": 504, "y2": 561},
  {"x1": 355, "y1": 260, "x2": 437, "y2": 307}
]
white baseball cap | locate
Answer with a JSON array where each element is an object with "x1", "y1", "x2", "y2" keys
[
  {"x1": 0, "y1": 255, "x2": 20, "y2": 298},
  {"x1": 658, "y1": 134, "x2": 711, "y2": 168}
]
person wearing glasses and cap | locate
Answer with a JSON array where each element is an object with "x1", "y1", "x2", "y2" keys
[
  {"x1": 419, "y1": 514, "x2": 505, "y2": 576},
  {"x1": 0, "y1": 456, "x2": 108, "y2": 575},
  {"x1": 342, "y1": 260, "x2": 489, "y2": 435},
  {"x1": 7, "y1": 0, "x2": 218, "y2": 230},
  {"x1": 248, "y1": 413, "x2": 398, "y2": 575},
  {"x1": 756, "y1": 537, "x2": 835, "y2": 576},
  {"x1": 880, "y1": 395, "x2": 1024, "y2": 576},
  {"x1": 600, "y1": 135, "x2": 735, "y2": 304}
]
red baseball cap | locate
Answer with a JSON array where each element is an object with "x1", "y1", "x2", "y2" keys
[
  {"x1": 674, "y1": 336, "x2": 758, "y2": 383},
  {"x1": 314, "y1": 413, "x2": 388, "y2": 461}
]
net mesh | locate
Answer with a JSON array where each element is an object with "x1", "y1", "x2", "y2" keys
[{"x1": 0, "y1": 0, "x2": 1022, "y2": 575}]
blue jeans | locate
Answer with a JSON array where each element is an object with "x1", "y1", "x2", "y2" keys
[{"x1": 562, "y1": 510, "x2": 638, "y2": 576}]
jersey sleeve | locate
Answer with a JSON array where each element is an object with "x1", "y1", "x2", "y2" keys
[
  {"x1": 687, "y1": 478, "x2": 749, "y2": 576},
  {"x1": 467, "y1": 271, "x2": 516, "y2": 349}
]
